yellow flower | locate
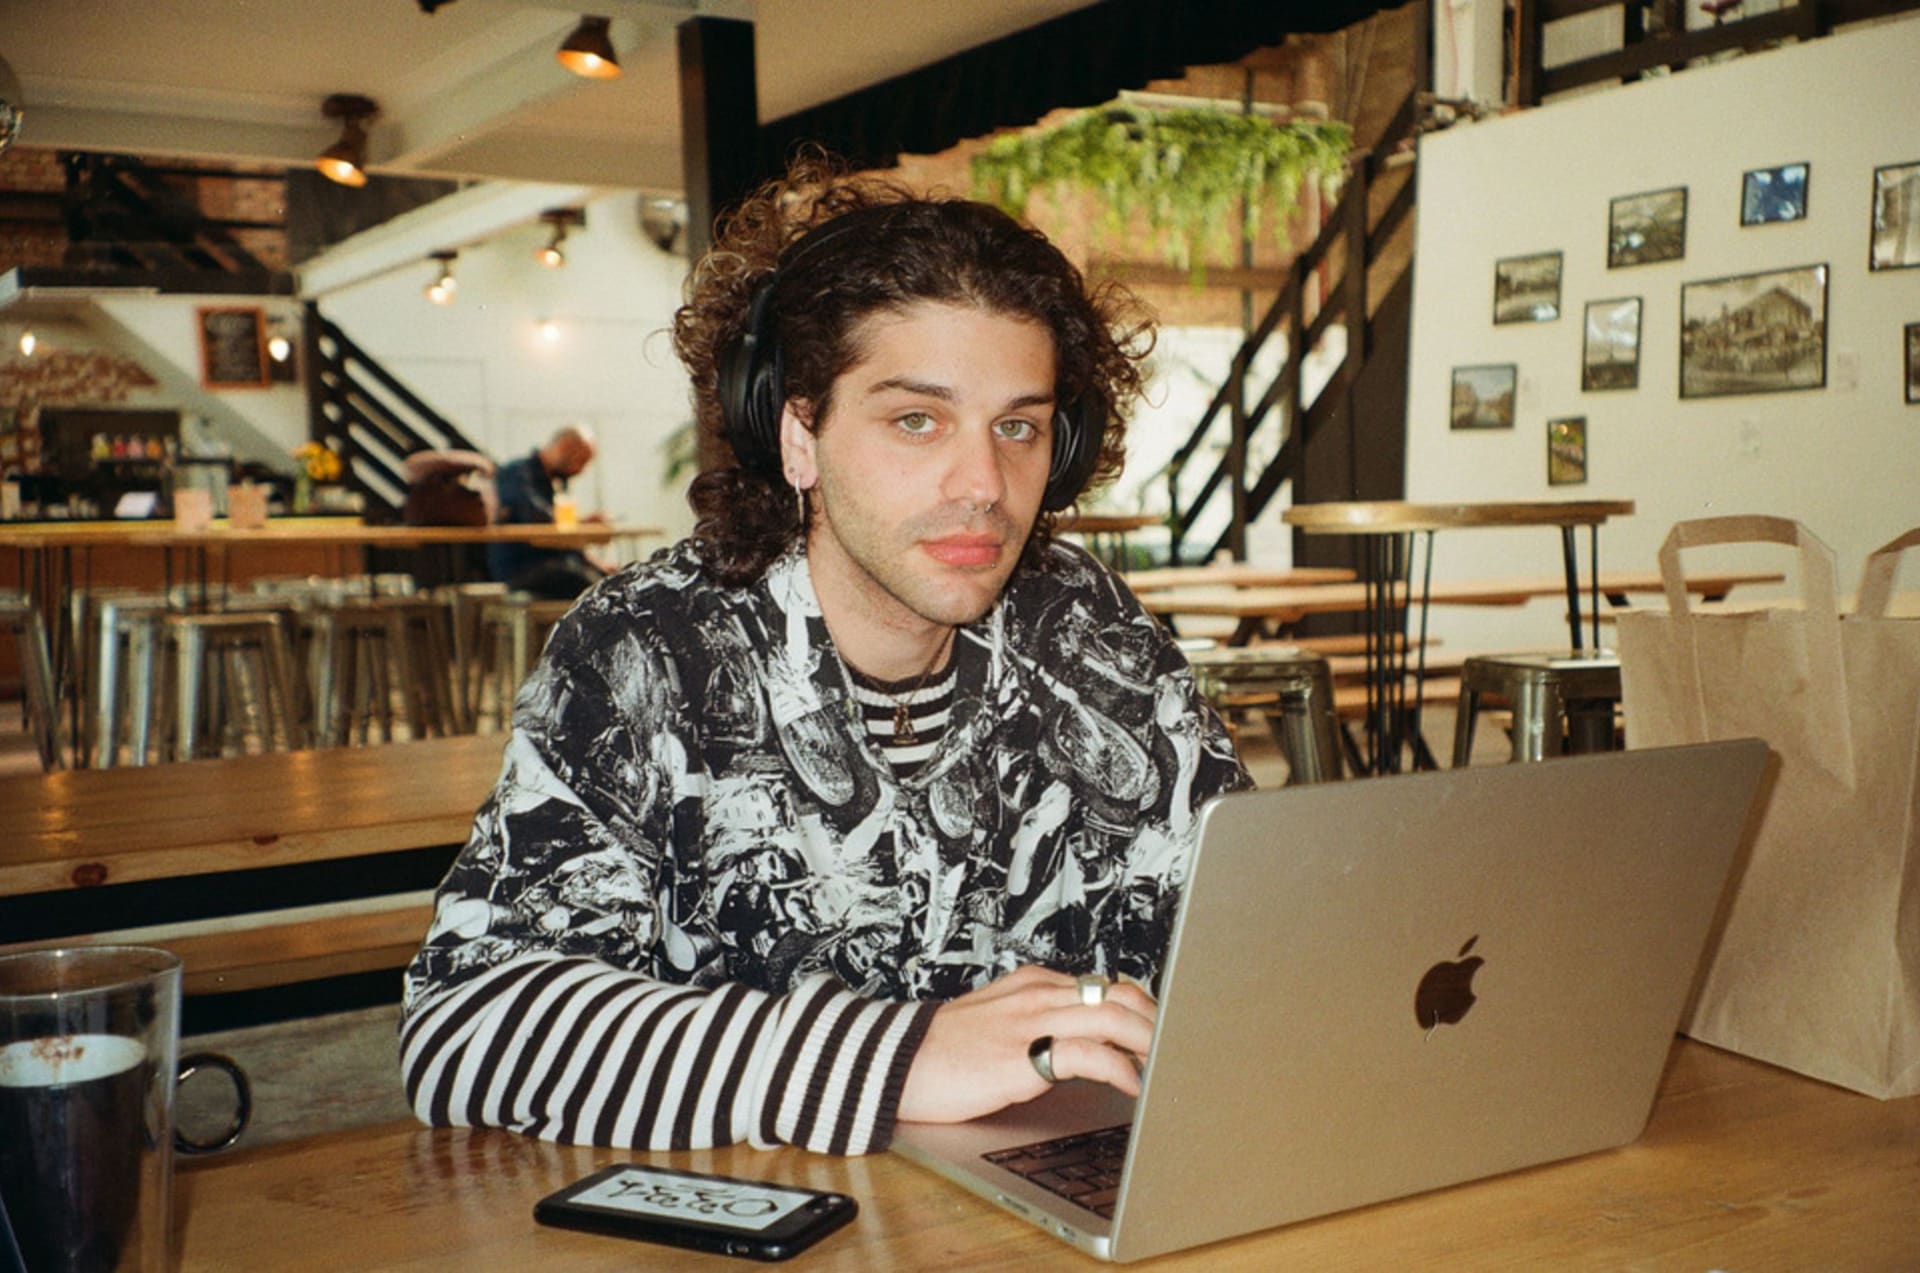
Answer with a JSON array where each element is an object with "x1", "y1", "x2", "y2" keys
[{"x1": 293, "y1": 441, "x2": 342, "y2": 483}]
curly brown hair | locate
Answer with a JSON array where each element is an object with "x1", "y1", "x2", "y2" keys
[{"x1": 672, "y1": 155, "x2": 1154, "y2": 586}]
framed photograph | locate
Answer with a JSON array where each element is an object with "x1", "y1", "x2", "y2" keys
[
  {"x1": 1608, "y1": 186, "x2": 1687, "y2": 268},
  {"x1": 195, "y1": 306, "x2": 269, "y2": 389},
  {"x1": 1680, "y1": 263, "x2": 1828, "y2": 399},
  {"x1": 1493, "y1": 252, "x2": 1562, "y2": 324},
  {"x1": 1906, "y1": 323, "x2": 1920, "y2": 405},
  {"x1": 1741, "y1": 162, "x2": 1809, "y2": 226},
  {"x1": 1871, "y1": 160, "x2": 1920, "y2": 271},
  {"x1": 1547, "y1": 417, "x2": 1587, "y2": 486},
  {"x1": 1450, "y1": 364, "x2": 1517, "y2": 430},
  {"x1": 1581, "y1": 297, "x2": 1642, "y2": 391}
]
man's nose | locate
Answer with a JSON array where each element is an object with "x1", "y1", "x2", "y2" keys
[{"x1": 943, "y1": 423, "x2": 1010, "y2": 510}]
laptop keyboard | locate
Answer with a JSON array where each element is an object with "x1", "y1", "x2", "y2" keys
[{"x1": 983, "y1": 1124, "x2": 1132, "y2": 1219}]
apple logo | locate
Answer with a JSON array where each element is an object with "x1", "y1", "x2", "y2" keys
[{"x1": 1414, "y1": 936, "x2": 1484, "y2": 1033}]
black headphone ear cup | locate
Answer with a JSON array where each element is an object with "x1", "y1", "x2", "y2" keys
[
  {"x1": 718, "y1": 283, "x2": 783, "y2": 474},
  {"x1": 1042, "y1": 403, "x2": 1105, "y2": 512}
]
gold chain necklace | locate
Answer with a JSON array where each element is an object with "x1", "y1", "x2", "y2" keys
[{"x1": 884, "y1": 630, "x2": 953, "y2": 747}]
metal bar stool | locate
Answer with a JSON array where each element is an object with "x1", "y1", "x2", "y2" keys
[
  {"x1": 89, "y1": 593, "x2": 172, "y2": 767},
  {"x1": 1, "y1": 591, "x2": 65, "y2": 770},
  {"x1": 304, "y1": 603, "x2": 399, "y2": 747},
  {"x1": 474, "y1": 594, "x2": 573, "y2": 733},
  {"x1": 376, "y1": 595, "x2": 465, "y2": 738},
  {"x1": 165, "y1": 612, "x2": 308, "y2": 761},
  {"x1": 431, "y1": 582, "x2": 508, "y2": 727},
  {"x1": 1451, "y1": 651, "x2": 1623, "y2": 766},
  {"x1": 1187, "y1": 644, "x2": 1343, "y2": 784}
]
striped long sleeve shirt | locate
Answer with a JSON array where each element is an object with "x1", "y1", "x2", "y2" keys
[{"x1": 399, "y1": 539, "x2": 1249, "y2": 1155}]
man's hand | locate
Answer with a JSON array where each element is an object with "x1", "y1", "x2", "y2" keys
[{"x1": 896, "y1": 965, "x2": 1157, "y2": 1125}]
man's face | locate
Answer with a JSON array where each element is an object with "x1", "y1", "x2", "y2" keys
[{"x1": 781, "y1": 301, "x2": 1057, "y2": 651}]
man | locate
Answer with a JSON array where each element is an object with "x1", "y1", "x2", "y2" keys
[
  {"x1": 400, "y1": 162, "x2": 1249, "y2": 1156},
  {"x1": 487, "y1": 425, "x2": 608, "y2": 599}
]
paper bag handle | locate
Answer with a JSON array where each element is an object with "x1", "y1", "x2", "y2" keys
[
  {"x1": 1656, "y1": 514, "x2": 1841, "y2": 619},
  {"x1": 1855, "y1": 527, "x2": 1920, "y2": 618}
]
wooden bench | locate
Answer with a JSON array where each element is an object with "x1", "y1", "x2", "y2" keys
[{"x1": 0, "y1": 734, "x2": 504, "y2": 1007}]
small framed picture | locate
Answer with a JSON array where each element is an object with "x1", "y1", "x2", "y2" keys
[
  {"x1": 1493, "y1": 252, "x2": 1562, "y2": 324},
  {"x1": 1608, "y1": 186, "x2": 1687, "y2": 268},
  {"x1": 195, "y1": 306, "x2": 270, "y2": 389},
  {"x1": 1547, "y1": 417, "x2": 1587, "y2": 486},
  {"x1": 1906, "y1": 323, "x2": 1920, "y2": 404},
  {"x1": 1680, "y1": 263, "x2": 1828, "y2": 399},
  {"x1": 1450, "y1": 364, "x2": 1517, "y2": 430},
  {"x1": 1741, "y1": 162, "x2": 1809, "y2": 226},
  {"x1": 1581, "y1": 297, "x2": 1642, "y2": 391},
  {"x1": 1871, "y1": 160, "x2": 1920, "y2": 271}
]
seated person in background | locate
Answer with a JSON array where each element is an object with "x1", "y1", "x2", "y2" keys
[
  {"x1": 400, "y1": 157, "x2": 1249, "y2": 1157},
  {"x1": 487, "y1": 425, "x2": 612, "y2": 599}
]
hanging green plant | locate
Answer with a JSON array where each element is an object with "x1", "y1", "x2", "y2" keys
[{"x1": 971, "y1": 104, "x2": 1351, "y2": 280}]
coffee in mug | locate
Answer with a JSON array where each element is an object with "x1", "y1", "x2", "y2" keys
[{"x1": 0, "y1": 948, "x2": 250, "y2": 1273}]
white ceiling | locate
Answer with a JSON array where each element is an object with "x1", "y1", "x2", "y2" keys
[{"x1": 0, "y1": 0, "x2": 1098, "y2": 194}]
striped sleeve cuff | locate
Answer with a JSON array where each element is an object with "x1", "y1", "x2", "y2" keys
[
  {"x1": 751, "y1": 974, "x2": 940, "y2": 1155},
  {"x1": 401, "y1": 957, "x2": 938, "y2": 1156}
]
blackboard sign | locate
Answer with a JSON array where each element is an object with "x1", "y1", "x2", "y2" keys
[{"x1": 197, "y1": 306, "x2": 269, "y2": 389}]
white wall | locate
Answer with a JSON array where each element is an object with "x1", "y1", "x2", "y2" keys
[
  {"x1": 317, "y1": 189, "x2": 697, "y2": 542},
  {"x1": 1404, "y1": 15, "x2": 1920, "y2": 652}
]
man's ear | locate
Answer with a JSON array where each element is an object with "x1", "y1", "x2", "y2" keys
[{"x1": 779, "y1": 400, "x2": 818, "y2": 491}]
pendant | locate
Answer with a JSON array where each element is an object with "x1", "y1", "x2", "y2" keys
[{"x1": 892, "y1": 701, "x2": 916, "y2": 746}]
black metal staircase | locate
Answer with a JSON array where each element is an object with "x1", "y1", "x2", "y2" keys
[
  {"x1": 304, "y1": 304, "x2": 486, "y2": 522},
  {"x1": 1162, "y1": 89, "x2": 1421, "y2": 568}
]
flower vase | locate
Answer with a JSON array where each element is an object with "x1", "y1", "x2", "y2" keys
[{"x1": 294, "y1": 474, "x2": 314, "y2": 514}]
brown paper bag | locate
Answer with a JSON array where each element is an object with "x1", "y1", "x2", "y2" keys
[{"x1": 1616, "y1": 516, "x2": 1920, "y2": 1098}]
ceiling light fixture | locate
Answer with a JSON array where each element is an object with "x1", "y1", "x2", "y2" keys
[
  {"x1": 18, "y1": 328, "x2": 37, "y2": 357},
  {"x1": 316, "y1": 94, "x2": 378, "y2": 187},
  {"x1": 556, "y1": 16, "x2": 621, "y2": 79},
  {"x1": 535, "y1": 208, "x2": 585, "y2": 268},
  {"x1": 424, "y1": 251, "x2": 458, "y2": 305}
]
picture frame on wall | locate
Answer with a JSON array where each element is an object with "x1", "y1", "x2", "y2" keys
[
  {"x1": 1741, "y1": 162, "x2": 1809, "y2": 226},
  {"x1": 196, "y1": 306, "x2": 270, "y2": 389},
  {"x1": 1493, "y1": 252, "x2": 1562, "y2": 324},
  {"x1": 1906, "y1": 323, "x2": 1920, "y2": 404},
  {"x1": 1608, "y1": 186, "x2": 1687, "y2": 268},
  {"x1": 1547, "y1": 417, "x2": 1587, "y2": 486},
  {"x1": 1450, "y1": 363, "x2": 1517, "y2": 429},
  {"x1": 1581, "y1": 297, "x2": 1642, "y2": 391},
  {"x1": 1680, "y1": 263, "x2": 1828, "y2": 399},
  {"x1": 1871, "y1": 161, "x2": 1920, "y2": 270}
]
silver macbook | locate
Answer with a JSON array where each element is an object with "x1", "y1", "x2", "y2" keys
[{"x1": 893, "y1": 739, "x2": 1769, "y2": 1262}]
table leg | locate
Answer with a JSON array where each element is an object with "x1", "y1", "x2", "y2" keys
[{"x1": 1561, "y1": 526, "x2": 1583, "y2": 652}]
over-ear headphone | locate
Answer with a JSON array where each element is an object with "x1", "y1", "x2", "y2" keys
[{"x1": 715, "y1": 211, "x2": 1107, "y2": 513}]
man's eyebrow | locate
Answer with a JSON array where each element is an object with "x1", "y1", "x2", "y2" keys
[{"x1": 864, "y1": 376, "x2": 1054, "y2": 412}]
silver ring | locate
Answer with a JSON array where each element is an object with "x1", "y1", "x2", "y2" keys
[
  {"x1": 1076, "y1": 974, "x2": 1109, "y2": 1006},
  {"x1": 1027, "y1": 1035, "x2": 1058, "y2": 1083}
]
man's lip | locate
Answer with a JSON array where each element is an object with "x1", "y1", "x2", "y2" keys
[{"x1": 923, "y1": 535, "x2": 1003, "y2": 566}]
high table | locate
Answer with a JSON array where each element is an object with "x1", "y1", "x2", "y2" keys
[
  {"x1": 0, "y1": 519, "x2": 660, "y2": 765},
  {"x1": 171, "y1": 1040, "x2": 1919, "y2": 1269},
  {"x1": 1283, "y1": 500, "x2": 1635, "y2": 774}
]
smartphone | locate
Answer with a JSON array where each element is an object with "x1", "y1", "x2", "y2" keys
[{"x1": 533, "y1": 1162, "x2": 858, "y2": 1262}]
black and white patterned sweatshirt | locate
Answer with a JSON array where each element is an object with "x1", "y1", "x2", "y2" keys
[{"x1": 399, "y1": 538, "x2": 1249, "y2": 1155}]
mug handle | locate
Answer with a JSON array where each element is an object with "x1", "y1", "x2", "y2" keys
[{"x1": 175, "y1": 1051, "x2": 252, "y2": 1155}]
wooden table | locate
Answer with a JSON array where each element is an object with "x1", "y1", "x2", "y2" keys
[
  {"x1": 0, "y1": 733, "x2": 505, "y2": 898},
  {"x1": 0, "y1": 735, "x2": 505, "y2": 991},
  {"x1": 1057, "y1": 511, "x2": 1162, "y2": 568},
  {"x1": 1138, "y1": 570, "x2": 1783, "y2": 646},
  {"x1": 170, "y1": 1040, "x2": 1920, "y2": 1269},
  {"x1": 1283, "y1": 500, "x2": 1636, "y2": 774},
  {"x1": 1121, "y1": 562, "x2": 1356, "y2": 592}
]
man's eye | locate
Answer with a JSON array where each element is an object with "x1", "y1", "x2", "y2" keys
[
  {"x1": 896, "y1": 411, "x2": 937, "y2": 435},
  {"x1": 995, "y1": 418, "x2": 1039, "y2": 442}
]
